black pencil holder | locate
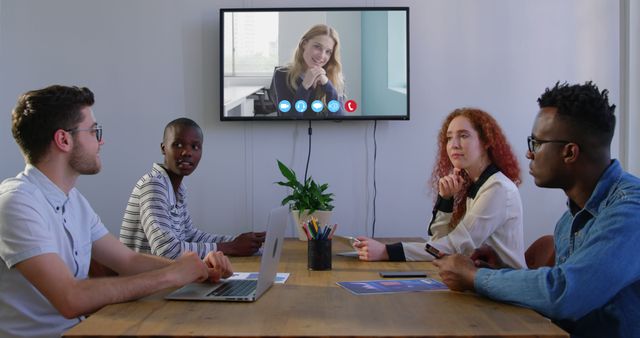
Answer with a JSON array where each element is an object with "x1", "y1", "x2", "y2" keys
[{"x1": 308, "y1": 239, "x2": 332, "y2": 270}]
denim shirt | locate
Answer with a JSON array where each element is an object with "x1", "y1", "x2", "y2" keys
[{"x1": 474, "y1": 160, "x2": 640, "y2": 338}]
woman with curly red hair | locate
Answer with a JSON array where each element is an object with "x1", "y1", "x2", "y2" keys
[{"x1": 354, "y1": 108, "x2": 526, "y2": 268}]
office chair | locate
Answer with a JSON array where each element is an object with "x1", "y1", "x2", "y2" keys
[
  {"x1": 251, "y1": 87, "x2": 276, "y2": 116},
  {"x1": 250, "y1": 67, "x2": 281, "y2": 116}
]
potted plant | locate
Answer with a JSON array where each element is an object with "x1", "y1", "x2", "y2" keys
[{"x1": 275, "y1": 160, "x2": 334, "y2": 240}]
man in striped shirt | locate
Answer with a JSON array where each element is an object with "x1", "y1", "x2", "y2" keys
[{"x1": 120, "y1": 118, "x2": 265, "y2": 259}]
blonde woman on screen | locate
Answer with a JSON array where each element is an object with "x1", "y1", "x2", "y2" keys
[{"x1": 271, "y1": 24, "x2": 346, "y2": 117}]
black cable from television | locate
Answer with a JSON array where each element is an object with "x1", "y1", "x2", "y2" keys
[
  {"x1": 304, "y1": 120, "x2": 312, "y2": 182},
  {"x1": 372, "y1": 120, "x2": 377, "y2": 238}
]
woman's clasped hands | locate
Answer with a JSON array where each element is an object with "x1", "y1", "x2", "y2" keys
[{"x1": 302, "y1": 66, "x2": 329, "y2": 90}]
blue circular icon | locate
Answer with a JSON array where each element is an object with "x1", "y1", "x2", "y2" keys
[
  {"x1": 311, "y1": 100, "x2": 324, "y2": 113},
  {"x1": 295, "y1": 100, "x2": 307, "y2": 113},
  {"x1": 278, "y1": 100, "x2": 291, "y2": 113},
  {"x1": 327, "y1": 100, "x2": 340, "y2": 113}
]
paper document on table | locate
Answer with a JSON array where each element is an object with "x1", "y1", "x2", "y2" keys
[
  {"x1": 337, "y1": 278, "x2": 447, "y2": 295},
  {"x1": 226, "y1": 272, "x2": 290, "y2": 284}
]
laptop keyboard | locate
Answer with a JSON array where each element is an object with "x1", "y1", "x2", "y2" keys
[{"x1": 207, "y1": 280, "x2": 257, "y2": 297}]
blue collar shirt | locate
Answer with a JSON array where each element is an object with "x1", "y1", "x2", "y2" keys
[
  {"x1": 474, "y1": 160, "x2": 640, "y2": 337},
  {"x1": 0, "y1": 165, "x2": 109, "y2": 338}
]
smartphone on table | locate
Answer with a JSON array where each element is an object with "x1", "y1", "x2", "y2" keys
[
  {"x1": 425, "y1": 243, "x2": 443, "y2": 258},
  {"x1": 379, "y1": 271, "x2": 428, "y2": 278}
]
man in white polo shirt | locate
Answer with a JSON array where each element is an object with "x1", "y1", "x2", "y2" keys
[{"x1": 0, "y1": 85, "x2": 233, "y2": 338}]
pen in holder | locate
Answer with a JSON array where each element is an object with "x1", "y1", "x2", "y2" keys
[{"x1": 302, "y1": 219, "x2": 336, "y2": 270}]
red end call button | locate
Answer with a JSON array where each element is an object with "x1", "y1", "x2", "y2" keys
[{"x1": 345, "y1": 100, "x2": 357, "y2": 113}]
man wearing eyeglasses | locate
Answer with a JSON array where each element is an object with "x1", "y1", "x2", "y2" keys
[
  {"x1": 0, "y1": 85, "x2": 233, "y2": 338},
  {"x1": 433, "y1": 81, "x2": 640, "y2": 337}
]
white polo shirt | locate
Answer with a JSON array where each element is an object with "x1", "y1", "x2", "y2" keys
[{"x1": 0, "y1": 165, "x2": 109, "y2": 338}]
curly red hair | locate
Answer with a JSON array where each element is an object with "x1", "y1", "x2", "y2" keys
[{"x1": 431, "y1": 108, "x2": 521, "y2": 228}]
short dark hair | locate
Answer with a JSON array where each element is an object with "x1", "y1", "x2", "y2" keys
[
  {"x1": 537, "y1": 81, "x2": 616, "y2": 147},
  {"x1": 162, "y1": 117, "x2": 202, "y2": 143},
  {"x1": 12, "y1": 85, "x2": 95, "y2": 164}
]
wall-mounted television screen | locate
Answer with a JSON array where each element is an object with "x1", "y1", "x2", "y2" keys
[{"x1": 220, "y1": 7, "x2": 409, "y2": 121}]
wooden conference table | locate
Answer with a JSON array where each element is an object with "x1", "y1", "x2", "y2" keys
[{"x1": 64, "y1": 239, "x2": 567, "y2": 337}]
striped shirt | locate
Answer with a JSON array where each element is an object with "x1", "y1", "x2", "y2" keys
[{"x1": 119, "y1": 163, "x2": 234, "y2": 259}]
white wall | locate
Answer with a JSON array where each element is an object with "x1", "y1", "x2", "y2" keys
[
  {"x1": 0, "y1": 0, "x2": 621, "y2": 247},
  {"x1": 621, "y1": 0, "x2": 640, "y2": 176}
]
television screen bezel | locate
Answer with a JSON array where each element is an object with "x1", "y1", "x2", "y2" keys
[{"x1": 219, "y1": 6, "x2": 410, "y2": 122}]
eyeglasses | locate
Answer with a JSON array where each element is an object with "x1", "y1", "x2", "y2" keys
[
  {"x1": 527, "y1": 135, "x2": 571, "y2": 153},
  {"x1": 65, "y1": 125, "x2": 103, "y2": 142}
]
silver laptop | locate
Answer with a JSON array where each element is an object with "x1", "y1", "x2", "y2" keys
[{"x1": 165, "y1": 206, "x2": 288, "y2": 302}]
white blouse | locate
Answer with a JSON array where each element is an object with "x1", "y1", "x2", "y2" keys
[{"x1": 399, "y1": 169, "x2": 526, "y2": 268}]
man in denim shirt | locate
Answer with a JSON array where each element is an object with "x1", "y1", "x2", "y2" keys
[{"x1": 433, "y1": 81, "x2": 640, "y2": 337}]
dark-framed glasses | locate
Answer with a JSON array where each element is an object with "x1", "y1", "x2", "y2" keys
[
  {"x1": 65, "y1": 125, "x2": 103, "y2": 142},
  {"x1": 527, "y1": 135, "x2": 571, "y2": 153}
]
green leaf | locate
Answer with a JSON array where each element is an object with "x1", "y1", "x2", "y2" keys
[
  {"x1": 277, "y1": 160, "x2": 296, "y2": 182},
  {"x1": 275, "y1": 181, "x2": 294, "y2": 189},
  {"x1": 281, "y1": 196, "x2": 294, "y2": 206}
]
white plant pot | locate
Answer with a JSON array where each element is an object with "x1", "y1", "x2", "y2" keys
[{"x1": 291, "y1": 209, "x2": 332, "y2": 241}]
